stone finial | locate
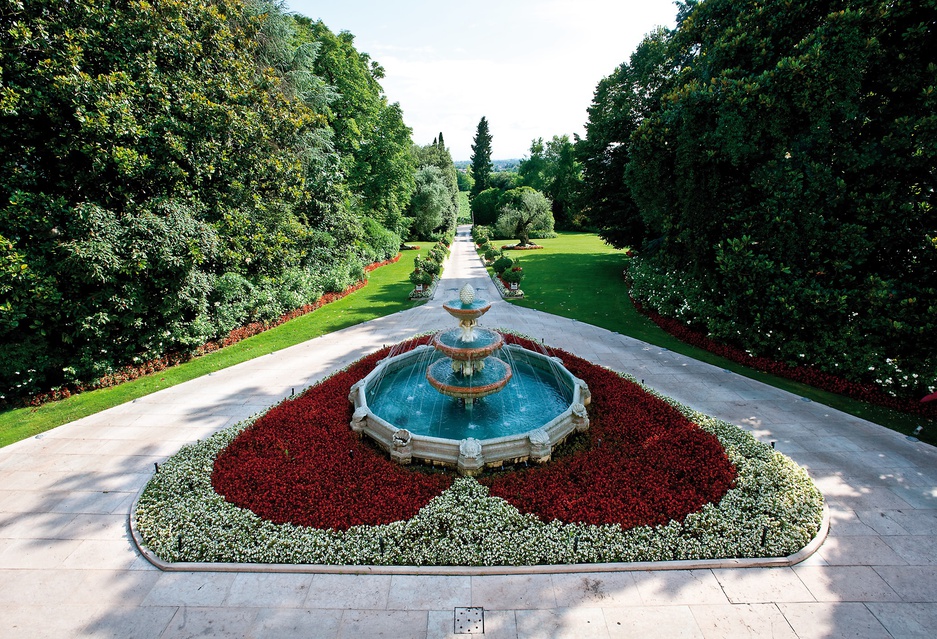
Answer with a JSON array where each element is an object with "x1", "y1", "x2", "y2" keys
[
  {"x1": 528, "y1": 428, "x2": 552, "y2": 463},
  {"x1": 572, "y1": 403, "x2": 590, "y2": 432},
  {"x1": 350, "y1": 406, "x2": 369, "y2": 434},
  {"x1": 459, "y1": 283, "x2": 475, "y2": 305}
]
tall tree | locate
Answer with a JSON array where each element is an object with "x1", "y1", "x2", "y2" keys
[
  {"x1": 576, "y1": 28, "x2": 672, "y2": 248},
  {"x1": 519, "y1": 135, "x2": 583, "y2": 228},
  {"x1": 410, "y1": 141, "x2": 458, "y2": 237},
  {"x1": 470, "y1": 117, "x2": 494, "y2": 198},
  {"x1": 293, "y1": 18, "x2": 415, "y2": 238},
  {"x1": 598, "y1": 0, "x2": 937, "y2": 397},
  {"x1": 496, "y1": 187, "x2": 554, "y2": 246}
]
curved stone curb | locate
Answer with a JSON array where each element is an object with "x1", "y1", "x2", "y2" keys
[{"x1": 129, "y1": 492, "x2": 829, "y2": 575}]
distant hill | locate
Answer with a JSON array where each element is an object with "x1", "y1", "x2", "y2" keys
[{"x1": 454, "y1": 159, "x2": 521, "y2": 171}]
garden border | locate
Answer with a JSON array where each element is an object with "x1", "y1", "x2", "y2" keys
[{"x1": 128, "y1": 498, "x2": 828, "y2": 574}]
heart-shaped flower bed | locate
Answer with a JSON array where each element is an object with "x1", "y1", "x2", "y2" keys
[{"x1": 212, "y1": 334, "x2": 735, "y2": 530}]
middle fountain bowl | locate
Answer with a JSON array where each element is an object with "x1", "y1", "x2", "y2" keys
[{"x1": 348, "y1": 285, "x2": 591, "y2": 476}]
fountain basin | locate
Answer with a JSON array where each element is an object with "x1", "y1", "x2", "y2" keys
[
  {"x1": 426, "y1": 356, "x2": 512, "y2": 400},
  {"x1": 432, "y1": 327, "x2": 504, "y2": 361},
  {"x1": 349, "y1": 343, "x2": 591, "y2": 475},
  {"x1": 441, "y1": 298, "x2": 492, "y2": 323}
]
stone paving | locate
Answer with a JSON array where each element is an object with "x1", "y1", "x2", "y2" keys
[{"x1": 1, "y1": 226, "x2": 935, "y2": 638}]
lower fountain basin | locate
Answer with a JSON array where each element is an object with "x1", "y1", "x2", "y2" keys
[{"x1": 349, "y1": 343, "x2": 591, "y2": 475}]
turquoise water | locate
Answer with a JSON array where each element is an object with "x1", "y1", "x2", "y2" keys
[
  {"x1": 427, "y1": 356, "x2": 511, "y2": 390},
  {"x1": 365, "y1": 353, "x2": 571, "y2": 440},
  {"x1": 435, "y1": 328, "x2": 499, "y2": 350}
]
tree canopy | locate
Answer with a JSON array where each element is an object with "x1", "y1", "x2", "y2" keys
[
  {"x1": 470, "y1": 116, "x2": 493, "y2": 198},
  {"x1": 0, "y1": 0, "x2": 414, "y2": 402},
  {"x1": 408, "y1": 138, "x2": 458, "y2": 240},
  {"x1": 579, "y1": 0, "x2": 936, "y2": 398},
  {"x1": 518, "y1": 135, "x2": 583, "y2": 229}
]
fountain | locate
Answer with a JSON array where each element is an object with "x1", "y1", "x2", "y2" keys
[
  {"x1": 426, "y1": 284, "x2": 511, "y2": 405},
  {"x1": 349, "y1": 284, "x2": 590, "y2": 475}
]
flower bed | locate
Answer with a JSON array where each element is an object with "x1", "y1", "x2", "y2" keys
[
  {"x1": 135, "y1": 336, "x2": 823, "y2": 566},
  {"x1": 631, "y1": 297, "x2": 937, "y2": 419},
  {"x1": 502, "y1": 244, "x2": 544, "y2": 250}
]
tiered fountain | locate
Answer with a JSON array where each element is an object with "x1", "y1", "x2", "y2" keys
[
  {"x1": 426, "y1": 284, "x2": 511, "y2": 406},
  {"x1": 349, "y1": 284, "x2": 590, "y2": 475}
]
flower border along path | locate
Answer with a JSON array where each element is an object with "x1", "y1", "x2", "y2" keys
[{"x1": 131, "y1": 335, "x2": 826, "y2": 572}]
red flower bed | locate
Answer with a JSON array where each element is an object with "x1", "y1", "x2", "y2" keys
[
  {"x1": 212, "y1": 336, "x2": 452, "y2": 530},
  {"x1": 212, "y1": 334, "x2": 737, "y2": 531},
  {"x1": 631, "y1": 298, "x2": 937, "y2": 419},
  {"x1": 481, "y1": 335, "x2": 736, "y2": 528}
]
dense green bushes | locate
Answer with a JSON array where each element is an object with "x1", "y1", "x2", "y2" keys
[
  {"x1": 582, "y1": 0, "x2": 936, "y2": 399},
  {"x1": 0, "y1": 0, "x2": 412, "y2": 402}
]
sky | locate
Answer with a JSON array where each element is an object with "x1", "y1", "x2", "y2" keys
[{"x1": 285, "y1": 0, "x2": 678, "y2": 160}]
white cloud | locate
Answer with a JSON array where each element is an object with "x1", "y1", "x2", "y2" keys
[{"x1": 287, "y1": 0, "x2": 677, "y2": 159}]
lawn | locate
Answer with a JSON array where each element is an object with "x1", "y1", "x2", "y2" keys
[
  {"x1": 492, "y1": 232, "x2": 935, "y2": 444},
  {"x1": 0, "y1": 247, "x2": 432, "y2": 448}
]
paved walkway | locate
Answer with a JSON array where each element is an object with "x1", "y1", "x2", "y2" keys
[{"x1": 1, "y1": 226, "x2": 935, "y2": 638}]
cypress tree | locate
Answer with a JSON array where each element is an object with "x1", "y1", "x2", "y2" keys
[{"x1": 470, "y1": 117, "x2": 493, "y2": 198}]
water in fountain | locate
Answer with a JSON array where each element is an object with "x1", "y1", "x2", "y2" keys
[{"x1": 363, "y1": 284, "x2": 574, "y2": 440}]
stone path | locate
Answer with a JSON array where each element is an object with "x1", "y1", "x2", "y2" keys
[{"x1": 1, "y1": 226, "x2": 935, "y2": 638}]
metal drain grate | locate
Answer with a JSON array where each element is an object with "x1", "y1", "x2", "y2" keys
[{"x1": 454, "y1": 607, "x2": 485, "y2": 634}]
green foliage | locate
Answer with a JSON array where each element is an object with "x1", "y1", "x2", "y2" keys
[
  {"x1": 408, "y1": 166, "x2": 452, "y2": 240},
  {"x1": 500, "y1": 264, "x2": 524, "y2": 284},
  {"x1": 470, "y1": 117, "x2": 494, "y2": 197},
  {"x1": 489, "y1": 172, "x2": 520, "y2": 191},
  {"x1": 414, "y1": 255, "x2": 440, "y2": 277},
  {"x1": 356, "y1": 218, "x2": 402, "y2": 265},
  {"x1": 518, "y1": 136, "x2": 583, "y2": 228},
  {"x1": 456, "y1": 170, "x2": 474, "y2": 192},
  {"x1": 411, "y1": 140, "x2": 458, "y2": 235},
  {"x1": 576, "y1": 28, "x2": 671, "y2": 248},
  {"x1": 496, "y1": 188, "x2": 555, "y2": 246},
  {"x1": 0, "y1": 0, "x2": 412, "y2": 402},
  {"x1": 293, "y1": 18, "x2": 415, "y2": 237},
  {"x1": 484, "y1": 247, "x2": 501, "y2": 262},
  {"x1": 470, "y1": 189, "x2": 503, "y2": 227},
  {"x1": 492, "y1": 255, "x2": 514, "y2": 275},
  {"x1": 586, "y1": 0, "x2": 937, "y2": 397},
  {"x1": 471, "y1": 225, "x2": 493, "y2": 243},
  {"x1": 409, "y1": 268, "x2": 433, "y2": 286}
]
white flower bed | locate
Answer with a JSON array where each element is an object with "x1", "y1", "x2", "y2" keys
[{"x1": 134, "y1": 372, "x2": 823, "y2": 566}]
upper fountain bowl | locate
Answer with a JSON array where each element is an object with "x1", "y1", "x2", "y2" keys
[{"x1": 443, "y1": 283, "x2": 491, "y2": 323}]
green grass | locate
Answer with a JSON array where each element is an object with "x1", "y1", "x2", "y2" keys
[
  {"x1": 457, "y1": 191, "x2": 471, "y2": 224},
  {"x1": 0, "y1": 248, "x2": 430, "y2": 448},
  {"x1": 493, "y1": 232, "x2": 936, "y2": 444}
]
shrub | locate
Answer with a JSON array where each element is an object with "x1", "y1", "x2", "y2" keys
[
  {"x1": 414, "y1": 256, "x2": 440, "y2": 277},
  {"x1": 473, "y1": 227, "x2": 491, "y2": 246},
  {"x1": 409, "y1": 269, "x2": 433, "y2": 286},
  {"x1": 357, "y1": 218, "x2": 402, "y2": 263},
  {"x1": 471, "y1": 225, "x2": 493, "y2": 243},
  {"x1": 492, "y1": 255, "x2": 514, "y2": 275},
  {"x1": 484, "y1": 248, "x2": 500, "y2": 262},
  {"x1": 501, "y1": 265, "x2": 524, "y2": 284},
  {"x1": 470, "y1": 188, "x2": 503, "y2": 226}
]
